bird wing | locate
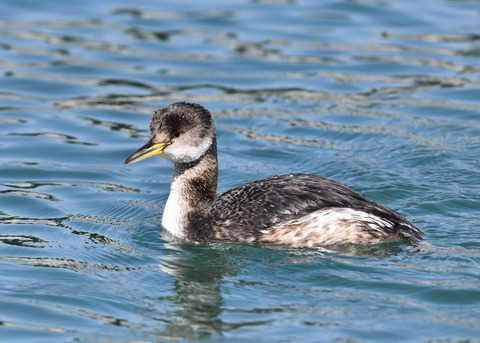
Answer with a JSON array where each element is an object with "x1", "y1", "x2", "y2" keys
[{"x1": 203, "y1": 174, "x2": 419, "y2": 241}]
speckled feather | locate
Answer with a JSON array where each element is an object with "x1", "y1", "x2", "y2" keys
[
  {"x1": 195, "y1": 173, "x2": 422, "y2": 245},
  {"x1": 126, "y1": 102, "x2": 423, "y2": 247}
]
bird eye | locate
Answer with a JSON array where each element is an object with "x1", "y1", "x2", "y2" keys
[{"x1": 173, "y1": 131, "x2": 182, "y2": 138}]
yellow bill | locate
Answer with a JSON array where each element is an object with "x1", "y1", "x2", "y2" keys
[{"x1": 124, "y1": 141, "x2": 170, "y2": 164}]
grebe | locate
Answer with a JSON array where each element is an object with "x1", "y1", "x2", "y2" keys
[{"x1": 125, "y1": 102, "x2": 422, "y2": 246}]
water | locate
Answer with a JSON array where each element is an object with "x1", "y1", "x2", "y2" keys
[{"x1": 1, "y1": 0, "x2": 480, "y2": 341}]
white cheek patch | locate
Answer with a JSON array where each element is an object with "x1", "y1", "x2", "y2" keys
[{"x1": 162, "y1": 137, "x2": 213, "y2": 163}]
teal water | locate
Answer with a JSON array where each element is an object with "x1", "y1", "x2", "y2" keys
[{"x1": 1, "y1": 0, "x2": 480, "y2": 342}]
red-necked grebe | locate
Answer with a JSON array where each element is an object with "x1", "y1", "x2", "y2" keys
[{"x1": 125, "y1": 102, "x2": 422, "y2": 246}]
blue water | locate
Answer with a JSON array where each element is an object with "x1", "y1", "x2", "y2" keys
[{"x1": 1, "y1": 0, "x2": 480, "y2": 342}]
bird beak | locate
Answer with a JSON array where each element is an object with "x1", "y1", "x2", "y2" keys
[{"x1": 124, "y1": 140, "x2": 171, "y2": 164}]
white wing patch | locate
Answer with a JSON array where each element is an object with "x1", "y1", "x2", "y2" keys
[{"x1": 260, "y1": 207, "x2": 399, "y2": 246}]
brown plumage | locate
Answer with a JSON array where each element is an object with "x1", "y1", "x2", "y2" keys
[{"x1": 125, "y1": 102, "x2": 423, "y2": 246}]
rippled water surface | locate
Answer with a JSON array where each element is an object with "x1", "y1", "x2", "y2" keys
[{"x1": 1, "y1": 0, "x2": 480, "y2": 342}]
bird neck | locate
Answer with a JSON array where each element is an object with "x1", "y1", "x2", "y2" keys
[
  {"x1": 161, "y1": 138, "x2": 218, "y2": 238},
  {"x1": 173, "y1": 138, "x2": 218, "y2": 204}
]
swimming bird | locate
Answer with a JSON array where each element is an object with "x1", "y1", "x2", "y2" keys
[{"x1": 125, "y1": 102, "x2": 422, "y2": 246}]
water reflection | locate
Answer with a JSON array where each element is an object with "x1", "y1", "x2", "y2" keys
[
  {"x1": 1, "y1": 0, "x2": 480, "y2": 340},
  {"x1": 78, "y1": 115, "x2": 149, "y2": 139},
  {"x1": 0, "y1": 235, "x2": 46, "y2": 248},
  {"x1": 5, "y1": 131, "x2": 96, "y2": 146},
  {"x1": 1, "y1": 5, "x2": 478, "y2": 115},
  {"x1": 156, "y1": 240, "x2": 407, "y2": 339},
  {"x1": 159, "y1": 243, "x2": 238, "y2": 338}
]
